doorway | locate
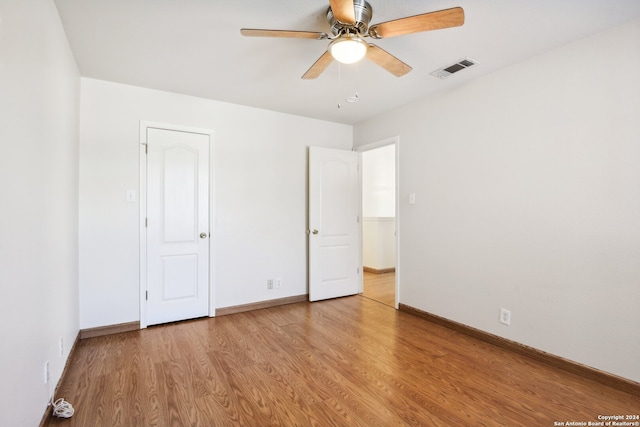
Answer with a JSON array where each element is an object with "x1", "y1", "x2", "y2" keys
[{"x1": 359, "y1": 138, "x2": 398, "y2": 308}]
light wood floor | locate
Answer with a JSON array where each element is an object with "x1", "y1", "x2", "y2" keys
[
  {"x1": 362, "y1": 271, "x2": 395, "y2": 307},
  {"x1": 44, "y1": 296, "x2": 639, "y2": 426}
]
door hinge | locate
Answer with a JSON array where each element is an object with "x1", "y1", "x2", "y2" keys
[
  {"x1": 145, "y1": 291, "x2": 148, "y2": 300},
  {"x1": 145, "y1": 218, "x2": 148, "y2": 227},
  {"x1": 145, "y1": 144, "x2": 148, "y2": 154},
  {"x1": 357, "y1": 215, "x2": 360, "y2": 223}
]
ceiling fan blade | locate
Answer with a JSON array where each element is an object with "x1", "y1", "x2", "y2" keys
[
  {"x1": 302, "y1": 51, "x2": 334, "y2": 79},
  {"x1": 241, "y1": 29, "x2": 328, "y2": 40},
  {"x1": 366, "y1": 44, "x2": 412, "y2": 77},
  {"x1": 329, "y1": 0, "x2": 356, "y2": 25},
  {"x1": 368, "y1": 7, "x2": 464, "y2": 39}
]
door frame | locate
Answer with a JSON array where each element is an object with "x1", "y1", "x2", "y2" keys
[
  {"x1": 139, "y1": 121, "x2": 216, "y2": 329},
  {"x1": 356, "y1": 136, "x2": 400, "y2": 308}
]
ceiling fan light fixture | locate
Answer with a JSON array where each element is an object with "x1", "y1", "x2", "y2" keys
[{"x1": 329, "y1": 35, "x2": 368, "y2": 64}]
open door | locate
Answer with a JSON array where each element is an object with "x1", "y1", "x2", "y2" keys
[{"x1": 308, "y1": 146, "x2": 360, "y2": 301}]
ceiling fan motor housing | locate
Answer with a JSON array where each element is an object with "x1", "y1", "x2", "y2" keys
[{"x1": 327, "y1": 0, "x2": 372, "y2": 36}]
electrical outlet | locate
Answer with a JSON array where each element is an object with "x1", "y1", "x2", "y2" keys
[
  {"x1": 44, "y1": 360, "x2": 50, "y2": 384},
  {"x1": 59, "y1": 337, "x2": 64, "y2": 357},
  {"x1": 275, "y1": 278, "x2": 282, "y2": 289},
  {"x1": 267, "y1": 279, "x2": 274, "y2": 290},
  {"x1": 499, "y1": 308, "x2": 511, "y2": 326}
]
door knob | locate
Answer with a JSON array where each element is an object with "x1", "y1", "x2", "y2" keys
[
  {"x1": 200, "y1": 232, "x2": 208, "y2": 239},
  {"x1": 312, "y1": 229, "x2": 318, "y2": 235}
]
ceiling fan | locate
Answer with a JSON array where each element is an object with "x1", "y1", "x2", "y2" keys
[{"x1": 241, "y1": 0, "x2": 464, "y2": 79}]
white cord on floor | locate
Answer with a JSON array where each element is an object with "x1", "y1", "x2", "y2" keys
[
  {"x1": 51, "y1": 397, "x2": 74, "y2": 418},
  {"x1": 47, "y1": 365, "x2": 75, "y2": 418}
]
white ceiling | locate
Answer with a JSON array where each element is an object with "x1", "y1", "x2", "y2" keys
[{"x1": 54, "y1": 0, "x2": 640, "y2": 125}]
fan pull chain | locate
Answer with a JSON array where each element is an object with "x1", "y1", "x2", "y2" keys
[
  {"x1": 337, "y1": 62, "x2": 342, "y2": 109},
  {"x1": 349, "y1": 61, "x2": 361, "y2": 103},
  {"x1": 337, "y1": 62, "x2": 362, "y2": 108}
]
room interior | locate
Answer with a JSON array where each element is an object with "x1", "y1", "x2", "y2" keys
[{"x1": 1, "y1": 0, "x2": 639, "y2": 425}]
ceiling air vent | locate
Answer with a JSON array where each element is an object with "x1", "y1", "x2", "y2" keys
[{"x1": 430, "y1": 58, "x2": 478, "y2": 79}]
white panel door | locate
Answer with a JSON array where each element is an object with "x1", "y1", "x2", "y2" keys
[
  {"x1": 146, "y1": 128, "x2": 209, "y2": 326},
  {"x1": 309, "y1": 146, "x2": 360, "y2": 302}
]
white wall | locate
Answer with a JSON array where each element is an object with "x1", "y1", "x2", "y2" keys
[
  {"x1": 0, "y1": 1, "x2": 80, "y2": 425},
  {"x1": 362, "y1": 144, "x2": 396, "y2": 217},
  {"x1": 362, "y1": 145, "x2": 396, "y2": 270},
  {"x1": 354, "y1": 19, "x2": 640, "y2": 382},
  {"x1": 79, "y1": 78, "x2": 352, "y2": 329},
  {"x1": 363, "y1": 218, "x2": 396, "y2": 270}
]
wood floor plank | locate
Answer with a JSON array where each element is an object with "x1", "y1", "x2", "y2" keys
[
  {"x1": 44, "y1": 296, "x2": 640, "y2": 426},
  {"x1": 363, "y1": 271, "x2": 395, "y2": 307},
  {"x1": 280, "y1": 306, "x2": 474, "y2": 425}
]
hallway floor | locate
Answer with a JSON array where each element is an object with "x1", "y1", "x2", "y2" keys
[{"x1": 362, "y1": 271, "x2": 395, "y2": 307}]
